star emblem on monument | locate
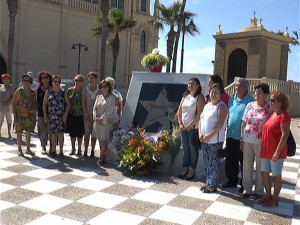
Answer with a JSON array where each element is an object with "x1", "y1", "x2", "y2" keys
[{"x1": 139, "y1": 86, "x2": 179, "y2": 130}]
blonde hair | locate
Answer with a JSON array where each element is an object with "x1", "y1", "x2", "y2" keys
[
  {"x1": 74, "y1": 74, "x2": 85, "y2": 82},
  {"x1": 271, "y1": 90, "x2": 290, "y2": 111}
]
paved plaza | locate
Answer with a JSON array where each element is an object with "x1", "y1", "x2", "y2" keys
[{"x1": 0, "y1": 119, "x2": 299, "y2": 225}]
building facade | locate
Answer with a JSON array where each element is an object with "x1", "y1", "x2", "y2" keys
[
  {"x1": 0, "y1": 0, "x2": 159, "y2": 89},
  {"x1": 213, "y1": 12, "x2": 292, "y2": 85}
]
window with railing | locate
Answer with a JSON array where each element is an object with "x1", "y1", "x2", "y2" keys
[
  {"x1": 141, "y1": 0, "x2": 146, "y2": 12},
  {"x1": 140, "y1": 31, "x2": 146, "y2": 53},
  {"x1": 111, "y1": 0, "x2": 124, "y2": 10}
]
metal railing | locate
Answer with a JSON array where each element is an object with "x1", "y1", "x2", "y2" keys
[{"x1": 44, "y1": 0, "x2": 100, "y2": 13}]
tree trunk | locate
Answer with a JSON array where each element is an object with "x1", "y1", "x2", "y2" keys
[
  {"x1": 100, "y1": 0, "x2": 110, "y2": 81},
  {"x1": 111, "y1": 33, "x2": 120, "y2": 79},
  {"x1": 172, "y1": 0, "x2": 186, "y2": 73},
  {"x1": 166, "y1": 27, "x2": 175, "y2": 73},
  {"x1": 6, "y1": 0, "x2": 18, "y2": 84}
]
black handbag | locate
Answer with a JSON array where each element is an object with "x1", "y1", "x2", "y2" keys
[
  {"x1": 287, "y1": 130, "x2": 296, "y2": 157},
  {"x1": 191, "y1": 129, "x2": 201, "y2": 148}
]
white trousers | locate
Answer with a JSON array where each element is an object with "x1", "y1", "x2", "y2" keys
[{"x1": 242, "y1": 142, "x2": 264, "y2": 195}]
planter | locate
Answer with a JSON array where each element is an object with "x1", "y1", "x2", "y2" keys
[
  {"x1": 135, "y1": 169, "x2": 150, "y2": 176},
  {"x1": 149, "y1": 64, "x2": 163, "y2": 72}
]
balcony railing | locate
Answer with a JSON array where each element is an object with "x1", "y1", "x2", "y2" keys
[
  {"x1": 44, "y1": 0, "x2": 100, "y2": 13},
  {"x1": 225, "y1": 77, "x2": 300, "y2": 116}
]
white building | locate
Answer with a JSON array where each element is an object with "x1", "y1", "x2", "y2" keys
[{"x1": 0, "y1": 0, "x2": 159, "y2": 90}]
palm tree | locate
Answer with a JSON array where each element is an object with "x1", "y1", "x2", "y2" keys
[
  {"x1": 148, "y1": 2, "x2": 182, "y2": 72},
  {"x1": 99, "y1": 0, "x2": 110, "y2": 81},
  {"x1": 92, "y1": 8, "x2": 136, "y2": 78},
  {"x1": 6, "y1": 0, "x2": 18, "y2": 76},
  {"x1": 171, "y1": 0, "x2": 186, "y2": 73}
]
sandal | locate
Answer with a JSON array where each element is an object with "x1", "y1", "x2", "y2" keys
[
  {"x1": 17, "y1": 151, "x2": 24, "y2": 156},
  {"x1": 97, "y1": 159, "x2": 104, "y2": 166},
  {"x1": 262, "y1": 197, "x2": 278, "y2": 207},
  {"x1": 25, "y1": 150, "x2": 35, "y2": 156},
  {"x1": 200, "y1": 185, "x2": 208, "y2": 191},
  {"x1": 240, "y1": 193, "x2": 251, "y2": 198},
  {"x1": 257, "y1": 196, "x2": 272, "y2": 204},
  {"x1": 202, "y1": 187, "x2": 217, "y2": 193}
]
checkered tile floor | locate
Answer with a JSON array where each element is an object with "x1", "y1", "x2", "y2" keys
[{"x1": 0, "y1": 133, "x2": 300, "y2": 225}]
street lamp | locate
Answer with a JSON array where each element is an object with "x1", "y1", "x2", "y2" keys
[
  {"x1": 180, "y1": 19, "x2": 195, "y2": 73},
  {"x1": 71, "y1": 42, "x2": 88, "y2": 74}
]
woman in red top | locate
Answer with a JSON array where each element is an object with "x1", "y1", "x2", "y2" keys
[
  {"x1": 206, "y1": 74, "x2": 229, "y2": 106},
  {"x1": 260, "y1": 90, "x2": 291, "y2": 207}
]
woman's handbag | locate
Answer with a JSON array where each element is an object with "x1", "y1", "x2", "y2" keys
[
  {"x1": 287, "y1": 130, "x2": 296, "y2": 157},
  {"x1": 191, "y1": 129, "x2": 201, "y2": 148}
]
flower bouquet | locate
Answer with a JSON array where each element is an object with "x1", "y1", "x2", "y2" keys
[
  {"x1": 141, "y1": 48, "x2": 169, "y2": 72},
  {"x1": 112, "y1": 128, "x2": 135, "y2": 151},
  {"x1": 117, "y1": 128, "x2": 164, "y2": 175}
]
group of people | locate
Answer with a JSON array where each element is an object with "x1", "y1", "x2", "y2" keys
[
  {"x1": 177, "y1": 75, "x2": 291, "y2": 208},
  {"x1": 0, "y1": 71, "x2": 123, "y2": 167},
  {"x1": 0, "y1": 72, "x2": 292, "y2": 208}
]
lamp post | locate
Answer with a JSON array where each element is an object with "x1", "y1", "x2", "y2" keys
[
  {"x1": 71, "y1": 42, "x2": 88, "y2": 74},
  {"x1": 180, "y1": 19, "x2": 195, "y2": 73}
]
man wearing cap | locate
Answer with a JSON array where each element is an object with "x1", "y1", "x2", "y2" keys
[{"x1": 0, "y1": 74, "x2": 14, "y2": 138}]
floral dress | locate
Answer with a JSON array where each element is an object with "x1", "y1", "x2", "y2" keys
[
  {"x1": 15, "y1": 88, "x2": 36, "y2": 132},
  {"x1": 48, "y1": 90, "x2": 67, "y2": 133}
]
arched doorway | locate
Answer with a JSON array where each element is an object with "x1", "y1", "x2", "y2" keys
[
  {"x1": 0, "y1": 55, "x2": 7, "y2": 84},
  {"x1": 227, "y1": 49, "x2": 247, "y2": 85}
]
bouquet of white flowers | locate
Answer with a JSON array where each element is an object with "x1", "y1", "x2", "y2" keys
[{"x1": 112, "y1": 129, "x2": 135, "y2": 151}]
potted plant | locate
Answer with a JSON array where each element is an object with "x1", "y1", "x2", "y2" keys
[{"x1": 141, "y1": 48, "x2": 169, "y2": 72}]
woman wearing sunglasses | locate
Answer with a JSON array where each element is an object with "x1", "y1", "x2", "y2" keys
[
  {"x1": 12, "y1": 73, "x2": 37, "y2": 156},
  {"x1": 43, "y1": 75, "x2": 70, "y2": 158},
  {"x1": 93, "y1": 79, "x2": 117, "y2": 166},
  {"x1": 260, "y1": 90, "x2": 291, "y2": 207}
]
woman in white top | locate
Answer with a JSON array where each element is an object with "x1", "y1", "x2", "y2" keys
[
  {"x1": 177, "y1": 77, "x2": 205, "y2": 180},
  {"x1": 93, "y1": 79, "x2": 116, "y2": 166},
  {"x1": 199, "y1": 84, "x2": 228, "y2": 193}
]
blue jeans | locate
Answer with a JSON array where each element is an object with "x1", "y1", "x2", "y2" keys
[
  {"x1": 181, "y1": 129, "x2": 199, "y2": 169},
  {"x1": 202, "y1": 142, "x2": 223, "y2": 189}
]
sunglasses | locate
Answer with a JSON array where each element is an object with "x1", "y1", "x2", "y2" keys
[
  {"x1": 23, "y1": 80, "x2": 31, "y2": 83},
  {"x1": 269, "y1": 98, "x2": 277, "y2": 103},
  {"x1": 41, "y1": 76, "x2": 49, "y2": 80},
  {"x1": 53, "y1": 80, "x2": 61, "y2": 83},
  {"x1": 75, "y1": 79, "x2": 83, "y2": 82},
  {"x1": 100, "y1": 85, "x2": 108, "y2": 89}
]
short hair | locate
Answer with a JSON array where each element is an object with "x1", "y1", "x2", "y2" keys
[
  {"x1": 209, "y1": 74, "x2": 225, "y2": 93},
  {"x1": 52, "y1": 74, "x2": 61, "y2": 82},
  {"x1": 38, "y1": 71, "x2": 52, "y2": 87},
  {"x1": 1, "y1": 73, "x2": 10, "y2": 79},
  {"x1": 209, "y1": 83, "x2": 222, "y2": 94},
  {"x1": 88, "y1": 71, "x2": 97, "y2": 79},
  {"x1": 22, "y1": 74, "x2": 33, "y2": 84},
  {"x1": 271, "y1": 90, "x2": 290, "y2": 111},
  {"x1": 236, "y1": 78, "x2": 250, "y2": 89},
  {"x1": 254, "y1": 83, "x2": 270, "y2": 94},
  {"x1": 74, "y1": 74, "x2": 85, "y2": 82},
  {"x1": 99, "y1": 79, "x2": 113, "y2": 94},
  {"x1": 105, "y1": 76, "x2": 115, "y2": 87}
]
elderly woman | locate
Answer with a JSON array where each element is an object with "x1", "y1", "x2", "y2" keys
[
  {"x1": 199, "y1": 84, "x2": 228, "y2": 193},
  {"x1": 260, "y1": 90, "x2": 291, "y2": 207},
  {"x1": 12, "y1": 73, "x2": 37, "y2": 156},
  {"x1": 240, "y1": 83, "x2": 273, "y2": 200},
  {"x1": 82, "y1": 72, "x2": 100, "y2": 158},
  {"x1": 0, "y1": 74, "x2": 14, "y2": 138},
  {"x1": 43, "y1": 75, "x2": 70, "y2": 158},
  {"x1": 177, "y1": 77, "x2": 205, "y2": 180},
  {"x1": 67, "y1": 74, "x2": 85, "y2": 156},
  {"x1": 93, "y1": 79, "x2": 116, "y2": 166},
  {"x1": 36, "y1": 71, "x2": 52, "y2": 154}
]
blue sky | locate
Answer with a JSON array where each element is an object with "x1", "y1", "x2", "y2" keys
[{"x1": 151, "y1": 0, "x2": 300, "y2": 81}]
